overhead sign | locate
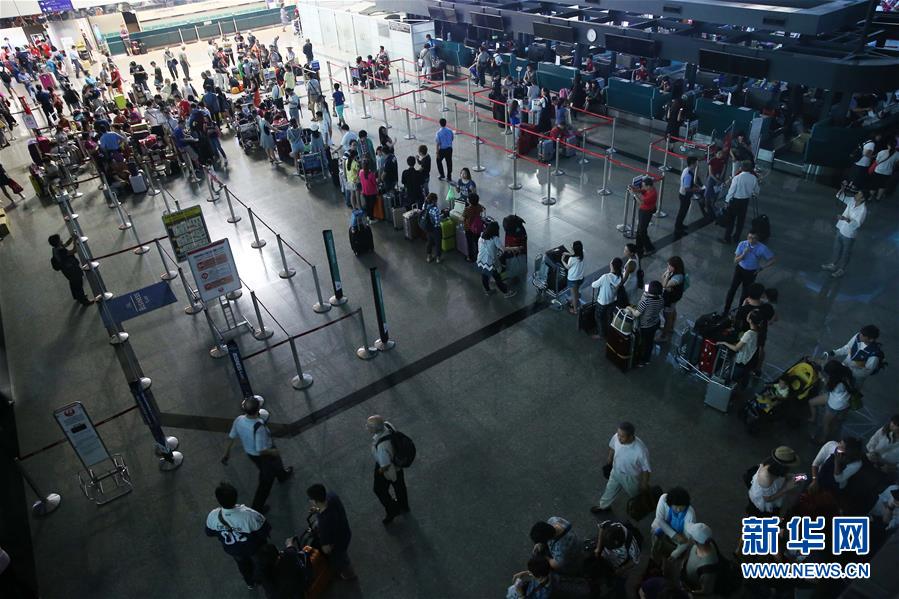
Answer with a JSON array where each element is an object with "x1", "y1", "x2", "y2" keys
[
  {"x1": 187, "y1": 238, "x2": 242, "y2": 302},
  {"x1": 162, "y1": 205, "x2": 211, "y2": 262},
  {"x1": 53, "y1": 402, "x2": 110, "y2": 469},
  {"x1": 103, "y1": 281, "x2": 178, "y2": 324},
  {"x1": 38, "y1": 0, "x2": 73, "y2": 13}
]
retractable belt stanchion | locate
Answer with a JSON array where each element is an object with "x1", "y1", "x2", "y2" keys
[
  {"x1": 390, "y1": 80, "x2": 400, "y2": 111},
  {"x1": 660, "y1": 135, "x2": 672, "y2": 172},
  {"x1": 410, "y1": 90, "x2": 422, "y2": 118},
  {"x1": 401, "y1": 60, "x2": 409, "y2": 83},
  {"x1": 142, "y1": 165, "x2": 161, "y2": 196},
  {"x1": 508, "y1": 152, "x2": 522, "y2": 190},
  {"x1": 249, "y1": 291, "x2": 274, "y2": 340},
  {"x1": 472, "y1": 123, "x2": 485, "y2": 173},
  {"x1": 205, "y1": 166, "x2": 220, "y2": 202},
  {"x1": 504, "y1": 102, "x2": 511, "y2": 135},
  {"x1": 14, "y1": 458, "x2": 61, "y2": 516},
  {"x1": 453, "y1": 103, "x2": 460, "y2": 134},
  {"x1": 404, "y1": 108, "x2": 415, "y2": 140},
  {"x1": 579, "y1": 131, "x2": 589, "y2": 165},
  {"x1": 645, "y1": 140, "x2": 654, "y2": 172},
  {"x1": 542, "y1": 163, "x2": 556, "y2": 206},
  {"x1": 288, "y1": 337, "x2": 313, "y2": 389},
  {"x1": 440, "y1": 71, "x2": 449, "y2": 113},
  {"x1": 113, "y1": 200, "x2": 132, "y2": 230},
  {"x1": 126, "y1": 212, "x2": 150, "y2": 255},
  {"x1": 359, "y1": 88, "x2": 371, "y2": 119},
  {"x1": 322, "y1": 230, "x2": 348, "y2": 306},
  {"x1": 275, "y1": 234, "x2": 295, "y2": 279},
  {"x1": 369, "y1": 267, "x2": 395, "y2": 351},
  {"x1": 310, "y1": 265, "x2": 330, "y2": 313},
  {"x1": 472, "y1": 111, "x2": 483, "y2": 145},
  {"x1": 344, "y1": 66, "x2": 352, "y2": 92},
  {"x1": 355, "y1": 309, "x2": 378, "y2": 360},
  {"x1": 466, "y1": 75, "x2": 473, "y2": 105},
  {"x1": 202, "y1": 302, "x2": 228, "y2": 358},
  {"x1": 598, "y1": 153, "x2": 613, "y2": 196},
  {"x1": 381, "y1": 99, "x2": 391, "y2": 129},
  {"x1": 656, "y1": 175, "x2": 668, "y2": 218},
  {"x1": 247, "y1": 208, "x2": 266, "y2": 248},
  {"x1": 552, "y1": 139, "x2": 565, "y2": 176},
  {"x1": 154, "y1": 238, "x2": 177, "y2": 280},
  {"x1": 224, "y1": 185, "x2": 241, "y2": 223},
  {"x1": 609, "y1": 119, "x2": 617, "y2": 154},
  {"x1": 177, "y1": 265, "x2": 204, "y2": 315}
]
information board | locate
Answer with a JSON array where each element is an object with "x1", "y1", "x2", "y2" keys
[
  {"x1": 162, "y1": 205, "x2": 211, "y2": 262},
  {"x1": 38, "y1": 0, "x2": 73, "y2": 13},
  {"x1": 53, "y1": 402, "x2": 110, "y2": 469},
  {"x1": 103, "y1": 281, "x2": 178, "y2": 324},
  {"x1": 186, "y1": 239, "x2": 242, "y2": 302}
]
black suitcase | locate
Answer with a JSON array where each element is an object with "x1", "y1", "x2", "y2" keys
[
  {"x1": 27, "y1": 139, "x2": 42, "y2": 165},
  {"x1": 349, "y1": 225, "x2": 373, "y2": 256},
  {"x1": 276, "y1": 137, "x2": 292, "y2": 163},
  {"x1": 544, "y1": 245, "x2": 569, "y2": 293},
  {"x1": 679, "y1": 328, "x2": 704, "y2": 365},
  {"x1": 606, "y1": 328, "x2": 635, "y2": 372},
  {"x1": 329, "y1": 156, "x2": 340, "y2": 188},
  {"x1": 578, "y1": 301, "x2": 598, "y2": 335},
  {"x1": 693, "y1": 311, "x2": 731, "y2": 341}
]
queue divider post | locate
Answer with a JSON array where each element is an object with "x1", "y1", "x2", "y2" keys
[
  {"x1": 369, "y1": 267, "x2": 395, "y2": 351},
  {"x1": 126, "y1": 212, "x2": 150, "y2": 255},
  {"x1": 322, "y1": 230, "x2": 348, "y2": 306},
  {"x1": 154, "y1": 238, "x2": 177, "y2": 281},
  {"x1": 288, "y1": 337, "x2": 314, "y2": 389},
  {"x1": 249, "y1": 291, "x2": 274, "y2": 340}
]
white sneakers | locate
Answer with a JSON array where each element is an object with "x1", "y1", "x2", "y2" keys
[
  {"x1": 831, "y1": 269, "x2": 845, "y2": 278},
  {"x1": 821, "y1": 263, "x2": 836, "y2": 271}
]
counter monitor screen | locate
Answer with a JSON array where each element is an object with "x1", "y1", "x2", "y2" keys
[
  {"x1": 533, "y1": 22, "x2": 576, "y2": 43},
  {"x1": 699, "y1": 49, "x2": 769, "y2": 79},
  {"x1": 471, "y1": 12, "x2": 505, "y2": 31}
]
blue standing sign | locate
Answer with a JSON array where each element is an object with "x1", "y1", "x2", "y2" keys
[{"x1": 104, "y1": 282, "x2": 178, "y2": 325}]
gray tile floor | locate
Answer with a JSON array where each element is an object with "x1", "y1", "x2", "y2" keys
[{"x1": 1, "y1": 30, "x2": 897, "y2": 598}]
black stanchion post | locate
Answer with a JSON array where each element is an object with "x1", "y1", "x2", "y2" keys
[
  {"x1": 369, "y1": 267, "x2": 395, "y2": 351},
  {"x1": 128, "y1": 381, "x2": 183, "y2": 470},
  {"x1": 322, "y1": 230, "x2": 348, "y2": 306},
  {"x1": 225, "y1": 340, "x2": 254, "y2": 398},
  {"x1": 13, "y1": 458, "x2": 61, "y2": 516}
]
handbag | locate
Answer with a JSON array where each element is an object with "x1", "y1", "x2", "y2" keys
[
  {"x1": 867, "y1": 159, "x2": 879, "y2": 175},
  {"x1": 611, "y1": 307, "x2": 636, "y2": 334}
]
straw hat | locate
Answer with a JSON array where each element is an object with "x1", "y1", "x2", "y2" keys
[{"x1": 772, "y1": 446, "x2": 800, "y2": 467}]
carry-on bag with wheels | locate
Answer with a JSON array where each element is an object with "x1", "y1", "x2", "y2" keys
[
  {"x1": 349, "y1": 209, "x2": 373, "y2": 256},
  {"x1": 403, "y1": 205, "x2": 422, "y2": 241},
  {"x1": 440, "y1": 217, "x2": 455, "y2": 252},
  {"x1": 606, "y1": 327, "x2": 635, "y2": 372}
]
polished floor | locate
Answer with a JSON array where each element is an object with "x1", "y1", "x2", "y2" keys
[{"x1": 1, "y1": 29, "x2": 897, "y2": 599}]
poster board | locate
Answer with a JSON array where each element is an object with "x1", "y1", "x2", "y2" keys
[
  {"x1": 162, "y1": 205, "x2": 211, "y2": 262},
  {"x1": 53, "y1": 402, "x2": 111, "y2": 469},
  {"x1": 186, "y1": 238, "x2": 242, "y2": 302}
]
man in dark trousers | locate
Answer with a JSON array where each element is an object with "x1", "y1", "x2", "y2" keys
[
  {"x1": 221, "y1": 396, "x2": 293, "y2": 513},
  {"x1": 204, "y1": 482, "x2": 270, "y2": 590},
  {"x1": 723, "y1": 230, "x2": 776, "y2": 314},
  {"x1": 306, "y1": 484, "x2": 356, "y2": 579},
  {"x1": 48, "y1": 234, "x2": 93, "y2": 306},
  {"x1": 434, "y1": 117, "x2": 454, "y2": 181},
  {"x1": 367, "y1": 414, "x2": 409, "y2": 524},
  {"x1": 302, "y1": 39, "x2": 314, "y2": 64}
]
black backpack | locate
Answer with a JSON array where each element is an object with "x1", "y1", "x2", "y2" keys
[
  {"x1": 693, "y1": 540, "x2": 743, "y2": 596},
  {"x1": 376, "y1": 424, "x2": 416, "y2": 468},
  {"x1": 50, "y1": 255, "x2": 62, "y2": 271}
]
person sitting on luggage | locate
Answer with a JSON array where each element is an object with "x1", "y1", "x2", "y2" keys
[
  {"x1": 866, "y1": 415, "x2": 899, "y2": 475},
  {"x1": 561, "y1": 241, "x2": 585, "y2": 316},
  {"x1": 585, "y1": 520, "x2": 641, "y2": 598},
  {"x1": 477, "y1": 220, "x2": 519, "y2": 299},
  {"x1": 746, "y1": 452, "x2": 800, "y2": 516},
  {"x1": 506, "y1": 556, "x2": 556, "y2": 599},
  {"x1": 671, "y1": 523, "x2": 719, "y2": 596},
  {"x1": 453, "y1": 168, "x2": 477, "y2": 206},
  {"x1": 591, "y1": 258, "x2": 623, "y2": 340},
  {"x1": 530, "y1": 517, "x2": 581, "y2": 575},
  {"x1": 627, "y1": 280, "x2": 664, "y2": 367}
]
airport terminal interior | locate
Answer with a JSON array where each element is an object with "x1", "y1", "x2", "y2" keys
[{"x1": 1, "y1": 0, "x2": 899, "y2": 598}]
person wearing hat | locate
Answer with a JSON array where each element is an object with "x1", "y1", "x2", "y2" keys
[
  {"x1": 747, "y1": 447, "x2": 800, "y2": 515},
  {"x1": 821, "y1": 187, "x2": 867, "y2": 278},
  {"x1": 221, "y1": 395, "x2": 294, "y2": 514},
  {"x1": 671, "y1": 523, "x2": 719, "y2": 595}
]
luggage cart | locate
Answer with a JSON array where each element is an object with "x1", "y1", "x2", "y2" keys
[
  {"x1": 531, "y1": 253, "x2": 568, "y2": 309},
  {"x1": 672, "y1": 322, "x2": 737, "y2": 413},
  {"x1": 297, "y1": 150, "x2": 325, "y2": 188}
]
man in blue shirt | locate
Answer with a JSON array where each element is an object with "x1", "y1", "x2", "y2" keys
[
  {"x1": 434, "y1": 117, "x2": 454, "y2": 181},
  {"x1": 306, "y1": 484, "x2": 356, "y2": 579},
  {"x1": 98, "y1": 125, "x2": 127, "y2": 154},
  {"x1": 723, "y1": 230, "x2": 777, "y2": 313}
]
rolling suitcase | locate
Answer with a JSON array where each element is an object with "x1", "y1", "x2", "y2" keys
[
  {"x1": 517, "y1": 123, "x2": 539, "y2": 155},
  {"x1": 129, "y1": 172, "x2": 147, "y2": 194},
  {"x1": 27, "y1": 139, "x2": 43, "y2": 164},
  {"x1": 349, "y1": 223, "x2": 373, "y2": 256},
  {"x1": 679, "y1": 328, "x2": 704, "y2": 365},
  {"x1": 440, "y1": 218, "x2": 455, "y2": 252},
  {"x1": 302, "y1": 546, "x2": 332, "y2": 599},
  {"x1": 387, "y1": 192, "x2": 405, "y2": 230},
  {"x1": 562, "y1": 133, "x2": 578, "y2": 157},
  {"x1": 606, "y1": 327, "x2": 635, "y2": 372},
  {"x1": 705, "y1": 380, "x2": 733, "y2": 413},
  {"x1": 276, "y1": 137, "x2": 292, "y2": 163},
  {"x1": 500, "y1": 253, "x2": 527, "y2": 285},
  {"x1": 578, "y1": 301, "x2": 598, "y2": 335},
  {"x1": 114, "y1": 94, "x2": 127, "y2": 110},
  {"x1": 455, "y1": 223, "x2": 468, "y2": 258},
  {"x1": 403, "y1": 205, "x2": 422, "y2": 241},
  {"x1": 537, "y1": 138, "x2": 554, "y2": 163},
  {"x1": 39, "y1": 73, "x2": 55, "y2": 91},
  {"x1": 712, "y1": 346, "x2": 735, "y2": 383}
]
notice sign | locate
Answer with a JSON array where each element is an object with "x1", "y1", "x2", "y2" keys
[
  {"x1": 162, "y1": 205, "x2": 211, "y2": 262},
  {"x1": 53, "y1": 402, "x2": 110, "y2": 469},
  {"x1": 38, "y1": 0, "x2": 73, "y2": 13},
  {"x1": 103, "y1": 281, "x2": 178, "y2": 324},
  {"x1": 187, "y1": 238, "x2": 242, "y2": 302}
]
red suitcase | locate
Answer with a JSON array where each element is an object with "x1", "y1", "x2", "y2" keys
[
  {"x1": 39, "y1": 73, "x2": 55, "y2": 91},
  {"x1": 698, "y1": 339, "x2": 718, "y2": 375},
  {"x1": 302, "y1": 546, "x2": 333, "y2": 598},
  {"x1": 517, "y1": 123, "x2": 539, "y2": 155}
]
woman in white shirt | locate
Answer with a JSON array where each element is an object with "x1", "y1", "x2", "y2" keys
[
  {"x1": 747, "y1": 456, "x2": 799, "y2": 515},
  {"x1": 821, "y1": 189, "x2": 866, "y2": 278},
  {"x1": 477, "y1": 221, "x2": 519, "y2": 299},
  {"x1": 717, "y1": 310, "x2": 761, "y2": 387},
  {"x1": 650, "y1": 486, "x2": 696, "y2": 563},
  {"x1": 562, "y1": 241, "x2": 585, "y2": 315},
  {"x1": 591, "y1": 258, "x2": 623, "y2": 339},
  {"x1": 807, "y1": 360, "x2": 856, "y2": 444},
  {"x1": 872, "y1": 145, "x2": 898, "y2": 201},
  {"x1": 867, "y1": 415, "x2": 899, "y2": 473},
  {"x1": 620, "y1": 243, "x2": 641, "y2": 304}
]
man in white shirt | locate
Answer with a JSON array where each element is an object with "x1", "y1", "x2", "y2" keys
[
  {"x1": 178, "y1": 46, "x2": 191, "y2": 80},
  {"x1": 204, "y1": 481, "x2": 270, "y2": 590},
  {"x1": 367, "y1": 414, "x2": 409, "y2": 524},
  {"x1": 591, "y1": 422, "x2": 651, "y2": 513},
  {"x1": 221, "y1": 396, "x2": 293, "y2": 513},
  {"x1": 180, "y1": 78, "x2": 197, "y2": 101},
  {"x1": 821, "y1": 189, "x2": 866, "y2": 277},
  {"x1": 721, "y1": 160, "x2": 760, "y2": 244},
  {"x1": 828, "y1": 324, "x2": 883, "y2": 388},
  {"x1": 339, "y1": 123, "x2": 358, "y2": 154}
]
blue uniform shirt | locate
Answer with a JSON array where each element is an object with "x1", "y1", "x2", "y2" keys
[
  {"x1": 435, "y1": 126, "x2": 454, "y2": 150},
  {"x1": 735, "y1": 240, "x2": 774, "y2": 271}
]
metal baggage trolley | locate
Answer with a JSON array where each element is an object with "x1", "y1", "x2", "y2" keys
[
  {"x1": 297, "y1": 150, "x2": 326, "y2": 188},
  {"x1": 530, "y1": 253, "x2": 568, "y2": 309}
]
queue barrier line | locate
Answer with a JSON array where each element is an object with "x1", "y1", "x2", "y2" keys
[
  {"x1": 18, "y1": 405, "x2": 139, "y2": 461},
  {"x1": 93, "y1": 235, "x2": 168, "y2": 261},
  {"x1": 242, "y1": 308, "x2": 361, "y2": 360}
]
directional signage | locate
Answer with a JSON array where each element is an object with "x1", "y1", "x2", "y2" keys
[
  {"x1": 53, "y1": 402, "x2": 110, "y2": 469},
  {"x1": 162, "y1": 205, "x2": 211, "y2": 262},
  {"x1": 38, "y1": 0, "x2": 74, "y2": 14},
  {"x1": 103, "y1": 281, "x2": 178, "y2": 324},
  {"x1": 186, "y1": 238, "x2": 242, "y2": 302}
]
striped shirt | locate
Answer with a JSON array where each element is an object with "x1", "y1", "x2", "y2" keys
[{"x1": 637, "y1": 294, "x2": 664, "y2": 328}]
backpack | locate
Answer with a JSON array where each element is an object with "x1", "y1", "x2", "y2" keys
[
  {"x1": 419, "y1": 207, "x2": 436, "y2": 232},
  {"x1": 50, "y1": 255, "x2": 62, "y2": 271},
  {"x1": 693, "y1": 540, "x2": 743, "y2": 596},
  {"x1": 376, "y1": 423, "x2": 416, "y2": 468}
]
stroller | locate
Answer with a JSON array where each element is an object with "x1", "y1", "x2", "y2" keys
[
  {"x1": 234, "y1": 113, "x2": 260, "y2": 152},
  {"x1": 739, "y1": 358, "x2": 821, "y2": 434}
]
